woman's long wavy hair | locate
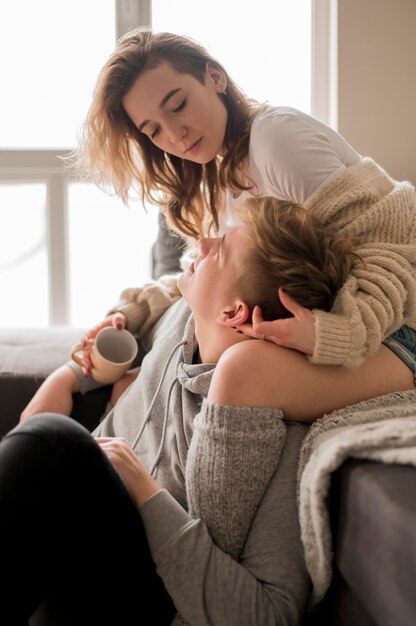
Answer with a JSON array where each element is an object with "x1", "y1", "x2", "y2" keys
[{"x1": 67, "y1": 28, "x2": 258, "y2": 239}]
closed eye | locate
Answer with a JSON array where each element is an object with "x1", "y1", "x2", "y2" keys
[
  {"x1": 173, "y1": 99, "x2": 187, "y2": 113},
  {"x1": 151, "y1": 126, "x2": 160, "y2": 139},
  {"x1": 149, "y1": 99, "x2": 186, "y2": 139}
]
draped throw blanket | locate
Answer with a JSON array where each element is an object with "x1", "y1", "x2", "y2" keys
[{"x1": 297, "y1": 389, "x2": 416, "y2": 607}]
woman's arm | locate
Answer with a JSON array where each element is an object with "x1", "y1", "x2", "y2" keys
[
  {"x1": 251, "y1": 114, "x2": 416, "y2": 368},
  {"x1": 239, "y1": 240, "x2": 416, "y2": 370},
  {"x1": 244, "y1": 161, "x2": 416, "y2": 369},
  {"x1": 310, "y1": 241, "x2": 416, "y2": 368},
  {"x1": 303, "y1": 159, "x2": 416, "y2": 369},
  {"x1": 206, "y1": 338, "x2": 414, "y2": 423}
]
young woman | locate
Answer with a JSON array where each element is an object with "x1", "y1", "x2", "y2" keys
[{"x1": 22, "y1": 27, "x2": 416, "y2": 420}]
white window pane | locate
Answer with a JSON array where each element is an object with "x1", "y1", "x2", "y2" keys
[
  {"x1": 0, "y1": 184, "x2": 49, "y2": 327},
  {"x1": 68, "y1": 184, "x2": 159, "y2": 328},
  {"x1": 0, "y1": 1, "x2": 115, "y2": 149},
  {"x1": 152, "y1": 0, "x2": 311, "y2": 113}
]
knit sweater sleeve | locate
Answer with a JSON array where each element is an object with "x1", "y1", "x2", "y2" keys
[
  {"x1": 106, "y1": 273, "x2": 182, "y2": 337},
  {"x1": 186, "y1": 400, "x2": 287, "y2": 559},
  {"x1": 305, "y1": 158, "x2": 416, "y2": 369},
  {"x1": 139, "y1": 400, "x2": 311, "y2": 626}
]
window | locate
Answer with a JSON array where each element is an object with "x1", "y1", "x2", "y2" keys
[
  {"x1": 0, "y1": 0, "x2": 115, "y2": 149},
  {"x1": 67, "y1": 185, "x2": 158, "y2": 328},
  {"x1": 0, "y1": 1, "x2": 159, "y2": 328},
  {"x1": 0, "y1": 0, "x2": 326, "y2": 328},
  {"x1": 152, "y1": 0, "x2": 312, "y2": 114},
  {"x1": 0, "y1": 184, "x2": 48, "y2": 326}
]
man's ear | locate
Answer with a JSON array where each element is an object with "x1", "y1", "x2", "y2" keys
[
  {"x1": 205, "y1": 62, "x2": 227, "y2": 93},
  {"x1": 217, "y1": 301, "x2": 250, "y2": 327}
]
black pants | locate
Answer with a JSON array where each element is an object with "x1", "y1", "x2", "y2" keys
[{"x1": 0, "y1": 414, "x2": 176, "y2": 626}]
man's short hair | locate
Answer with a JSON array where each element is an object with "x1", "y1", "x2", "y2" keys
[{"x1": 236, "y1": 197, "x2": 361, "y2": 321}]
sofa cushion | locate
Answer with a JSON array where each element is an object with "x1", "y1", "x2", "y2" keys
[
  {"x1": 0, "y1": 327, "x2": 85, "y2": 376},
  {"x1": 0, "y1": 327, "x2": 111, "y2": 438}
]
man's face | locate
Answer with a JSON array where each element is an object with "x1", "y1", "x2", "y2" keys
[
  {"x1": 122, "y1": 61, "x2": 228, "y2": 164},
  {"x1": 178, "y1": 226, "x2": 252, "y2": 322}
]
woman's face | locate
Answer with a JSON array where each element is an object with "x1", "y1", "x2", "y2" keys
[{"x1": 122, "y1": 61, "x2": 228, "y2": 163}]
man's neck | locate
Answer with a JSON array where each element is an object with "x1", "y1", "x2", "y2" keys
[{"x1": 194, "y1": 318, "x2": 248, "y2": 363}]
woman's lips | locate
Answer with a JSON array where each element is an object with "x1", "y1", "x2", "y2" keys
[{"x1": 185, "y1": 138, "x2": 202, "y2": 154}]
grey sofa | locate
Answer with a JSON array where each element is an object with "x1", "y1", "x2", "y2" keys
[{"x1": 1, "y1": 326, "x2": 415, "y2": 626}]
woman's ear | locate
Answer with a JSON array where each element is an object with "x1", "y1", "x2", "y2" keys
[
  {"x1": 217, "y1": 301, "x2": 249, "y2": 327},
  {"x1": 205, "y1": 62, "x2": 227, "y2": 93}
]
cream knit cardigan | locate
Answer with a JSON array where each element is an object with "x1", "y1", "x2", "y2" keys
[
  {"x1": 305, "y1": 157, "x2": 416, "y2": 368},
  {"x1": 109, "y1": 158, "x2": 416, "y2": 369}
]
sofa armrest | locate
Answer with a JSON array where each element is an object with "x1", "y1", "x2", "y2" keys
[
  {"x1": 307, "y1": 460, "x2": 416, "y2": 626},
  {"x1": 333, "y1": 460, "x2": 416, "y2": 626},
  {"x1": 0, "y1": 327, "x2": 111, "y2": 438}
]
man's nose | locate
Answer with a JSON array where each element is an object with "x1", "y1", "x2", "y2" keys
[{"x1": 199, "y1": 237, "x2": 221, "y2": 257}]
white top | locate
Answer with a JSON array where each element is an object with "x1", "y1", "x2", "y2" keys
[{"x1": 221, "y1": 105, "x2": 361, "y2": 231}]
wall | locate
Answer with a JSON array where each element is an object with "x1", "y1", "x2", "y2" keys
[{"x1": 337, "y1": 0, "x2": 416, "y2": 181}]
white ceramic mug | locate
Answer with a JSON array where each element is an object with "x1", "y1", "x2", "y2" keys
[{"x1": 71, "y1": 327, "x2": 138, "y2": 384}]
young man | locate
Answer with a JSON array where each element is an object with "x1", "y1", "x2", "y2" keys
[{"x1": 5, "y1": 198, "x2": 412, "y2": 625}]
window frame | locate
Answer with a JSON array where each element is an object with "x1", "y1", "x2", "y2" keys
[{"x1": 311, "y1": 0, "x2": 338, "y2": 128}]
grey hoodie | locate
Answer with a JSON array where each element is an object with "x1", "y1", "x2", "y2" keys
[{"x1": 90, "y1": 298, "x2": 311, "y2": 625}]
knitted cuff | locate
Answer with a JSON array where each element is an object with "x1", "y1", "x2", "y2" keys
[
  {"x1": 186, "y1": 399, "x2": 286, "y2": 559},
  {"x1": 310, "y1": 310, "x2": 355, "y2": 367},
  {"x1": 108, "y1": 282, "x2": 181, "y2": 337},
  {"x1": 108, "y1": 301, "x2": 150, "y2": 335}
]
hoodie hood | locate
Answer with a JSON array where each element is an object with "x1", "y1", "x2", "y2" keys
[
  {"x1": 177, "y1": 314, "x2": 216, "y2": 396},
  {"x1": 94, "y1": 297, "x2": 217, "y2": 509},
  {"x1": 131, "y1": 305, "x2": 216, "y2": 476}
]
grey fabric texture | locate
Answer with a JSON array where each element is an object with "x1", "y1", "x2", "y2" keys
[
  {"x1": 0, "y1": 327, "x2": 84, "y2": 376},
  {"x1": 152, "y1": 210, "x2": 187, "y2": 279},
  {"x1": 1, "y1": 311, "x2": 416, "y2": 625},
  {"x1": 93, "y1": 299, "x2": 215, "y2": 507},
  {"x1": 93, "y1": 297, "x2": 311, "y2": 625},
  {"x1": 150, "y1": 420, "x2": 310, "y2": 626},
  {"x1": 186, "y1": 400, "x2": 286, "y2": 559}
]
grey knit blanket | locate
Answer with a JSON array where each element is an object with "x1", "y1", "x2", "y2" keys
[{"x1": 297, "y1": 389, "x2": 416, "y2": 607}]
